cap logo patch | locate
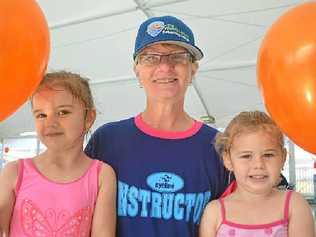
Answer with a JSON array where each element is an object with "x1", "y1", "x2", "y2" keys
[
  {"x1": 163, "y1": 23, "x2": 190, "y2": 42},
  {"x1": 147, "y1": 21, "x2": 165, "y2": 37}
]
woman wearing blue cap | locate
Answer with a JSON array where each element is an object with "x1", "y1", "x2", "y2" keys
[{"x1": 85, "y1": 15, "x2": 228, "y2": 237}]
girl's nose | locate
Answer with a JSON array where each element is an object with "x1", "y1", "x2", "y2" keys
[
  {"x1": 45, "y1": 114, "x2": 58, "y2": 127},
  {"x1": 252, "y1": 156, "x2": 265, "y2": 169}
]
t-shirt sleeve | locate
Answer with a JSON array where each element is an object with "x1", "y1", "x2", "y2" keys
[
  {"x1": 208, "y1": 129, "x2": 230, "y2": 199},
  {"x1": 84, "y1": 129, "x2": 101, "y2": 160},
  {"x1": 217, "y1": 160, "x2": 230, "y2": 198},
  {"x1": 212, "y1": 145, "x2": 230, "y2": 199},
  {"x1": 84, "y1": 124, "x2": 118, "y2": 170}
]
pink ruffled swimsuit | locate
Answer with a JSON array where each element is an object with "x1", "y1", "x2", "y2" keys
[
  {"x1": 216, "y1": 191, "x2": 292, "y2": 237},
  {"x1": 9, "y1": 158, "x2": 102, "y2": 237}
]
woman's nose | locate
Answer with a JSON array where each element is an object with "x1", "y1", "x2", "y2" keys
[{"x1": 156, "y1": 56, "x2": 175, "y2": 72}]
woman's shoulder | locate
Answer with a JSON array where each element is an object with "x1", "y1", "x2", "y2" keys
[
  {"x1": 92, "y1": 117, "x2": 136, "y2": 139},
  {"x1": 97, "y1": 117, "x2": 134, "y2": 130},
  {"x1": 199, "y1": 123, "x2": 219, "y2": 134}
]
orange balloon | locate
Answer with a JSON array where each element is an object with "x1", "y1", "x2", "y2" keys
[
  {"x1": 257, "y1": 2, "x2": 316, "y2": 154},
  {"x1": 0, "y1": 0, "x2": 50, "y2": 121}
]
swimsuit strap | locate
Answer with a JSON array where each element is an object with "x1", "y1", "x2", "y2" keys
[
  {"x1": 218, "y1": 198, "x2": 226, "y2": 222},
  {"x1": 15, "y1": 159, "x2": 24, "y2": 194},
  {"x1": 283, "y1": 190, "x2": 293, "y2": 220}
]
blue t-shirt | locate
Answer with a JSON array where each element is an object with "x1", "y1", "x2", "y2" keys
[{"x1": 85, "y1": 116, "x2": 228, "y2": 237}]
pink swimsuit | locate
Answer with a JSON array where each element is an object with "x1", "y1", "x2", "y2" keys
[
  {"x1": 216, "y1": 191, "x2": 292, "y2": 237},
  {"x1": 9, "y1": 158, "x2": 102, "y2": 237}
]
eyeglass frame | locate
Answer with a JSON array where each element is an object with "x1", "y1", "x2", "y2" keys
[{"x1": 135, "y1": 51, "x2": 195, "y2": 66}]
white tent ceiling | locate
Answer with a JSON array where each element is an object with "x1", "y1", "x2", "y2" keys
[{"x1": 0, "y1": 0, "x2": 305, "y2": 139}]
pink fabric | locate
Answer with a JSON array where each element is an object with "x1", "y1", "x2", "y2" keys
[
  {"x1": 10, "y1": 158, "x2": 101, "y2": 237},
  {"x1": 220, "y1": 180, "x2": 237, "y2": 198},
  {"x1": 216, "y1": 191, "x2": 292, "y2": 237},
  {"x1": 134, "y1": 113, "x2": 203, "y2": 139}
]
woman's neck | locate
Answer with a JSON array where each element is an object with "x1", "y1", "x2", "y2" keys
[{"x1": 142, "y1": 103, "x2": 194, "y2": 131}]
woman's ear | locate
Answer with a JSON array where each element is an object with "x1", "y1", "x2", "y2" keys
[
  {"x1": 191, "y1": 61, "x2": 199, "y2": 79},
  {"x1": 134, "y1": 65, "x2": 142, "y2": 85},
  {"x1": 133, "y1": 64, "x2": 140, "y2": 78},
  {"x1": 223, "y1": 152, "x2": 233, "y2": 171}
]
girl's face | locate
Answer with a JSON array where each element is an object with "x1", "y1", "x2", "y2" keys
[
  {"x1": 224, "y1": 129, "x2": 286, "y2": 195},
  {"x1": 32, "y1": 86, "x2": 95, "y2": 151}
]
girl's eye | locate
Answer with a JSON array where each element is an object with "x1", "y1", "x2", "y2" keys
[
  {"x1": 35, "y1": 113, "x2": 46, "y2": 119},
  {"x1": 263, "y1": 153, "x2": 275, "y2": 158},
  {"x1": 58, "y1": 110, "x2": 70, "y2": 116},
  {"x1": 240, "y1": 154, "x2": 251, "y2": 159}
]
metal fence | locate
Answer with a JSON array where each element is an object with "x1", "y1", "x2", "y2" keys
[{"x1": 296, "y1": 167, "x2": 314, "y2": 197}]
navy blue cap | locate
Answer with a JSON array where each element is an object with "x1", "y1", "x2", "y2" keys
[{"x1": 133, "y1": 15, "x2": 203, "y2": 60}]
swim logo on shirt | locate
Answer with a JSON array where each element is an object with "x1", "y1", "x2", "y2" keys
[{"x1": 117, "y1": 172, "x2": 211, "y2": 224}]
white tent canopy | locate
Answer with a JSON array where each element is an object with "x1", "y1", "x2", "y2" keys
[{"x1": 0, "y1": 0, "x2": 305, "y2": 138}]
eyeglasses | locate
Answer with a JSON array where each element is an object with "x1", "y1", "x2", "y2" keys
[{"x1": 136, "y1": 52, "x2": 193, "y2": 66}]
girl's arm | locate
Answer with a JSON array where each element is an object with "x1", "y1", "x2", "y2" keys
[
  {"x1": 91, "y1": 163, "x2": 116, "y2": 237},
  {"x1": 0, "y1": 161, "x2": 18, "y2": 236},
  {"x1": 199, "y1": 200, "x2": 221, "y2": 237},
  {"x1": 288, "y1": 191, "x2": 315, "y2": 237}
]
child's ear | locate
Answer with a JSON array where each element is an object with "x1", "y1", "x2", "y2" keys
[
  {"x1": 85, "y1": 109, "x2": 96, "y2": 132},
  {"x1": 223, "y1": 152, "x2": 233, "y2": 171},
  {"x1": 281, "y1": 148, "x2": 287, "y2": 165}
]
